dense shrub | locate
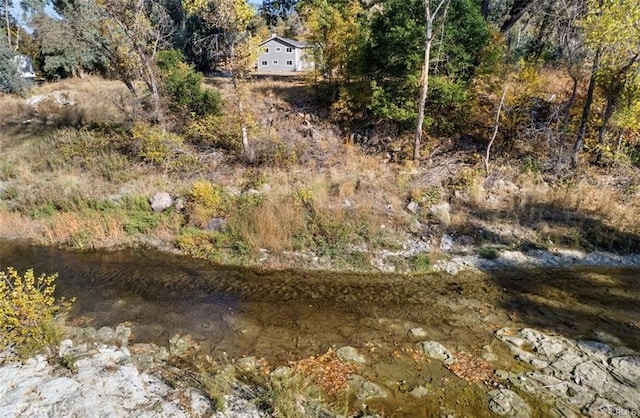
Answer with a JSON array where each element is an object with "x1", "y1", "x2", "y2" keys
[
  {"x1": 0, "y1": 268, "x2": 74, "y2": 358},
  {"x1": 130, "y1": 122, "x2": 186, "y2": 165},
  {"x1": 156, "y1": 49, "x2": 222, "y2": 118},
  {"x1": 185, "y1": 113, "x2": 243, "y2": 152},
  {"x1": 0, "y1": 38, "x2": 28, "y2": 95}
]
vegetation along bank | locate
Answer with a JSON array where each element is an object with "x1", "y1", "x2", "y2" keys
[{"x1": 1, "y1": 0, "x2": 639, "y2": 273}]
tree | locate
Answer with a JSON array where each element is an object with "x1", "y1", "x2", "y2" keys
[
  {"x1": 52, "y1": 0, "x2": 174, "y2": 121},
  {"x1": 365, "y1": 0, "x2": 488, "y2": 140},
  {"x1": 300, "y1": 0, "x2": 368, "y2": 82},
  {"x1": 572, "y1": 0, "x2": 640, "y2": 166},
  {"x1": 414, "y1": 0, "x2": 450, "y2": 161},
  {"x1": 182, "y1": 0, "x2": 258, "y2": 161},
  {"x1": 260, "y1": 0, "x2": 298, "y2": 26},
  {"x1": 0, "y1": 34, "x2": 26, "y2": 94},
  {"x1": 1, "y1": 0, "x2": 46, "y2": 51},
  {"x1": 34, "y1": 14, "x2": 105, "y2": 78}
]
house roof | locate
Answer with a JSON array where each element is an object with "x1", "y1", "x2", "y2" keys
[{"x1": 259, "y1": 35, "x2": 308, "y2": 49}]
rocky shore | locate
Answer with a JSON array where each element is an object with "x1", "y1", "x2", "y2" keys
[
  {"x1": 1, "y1": 323, "x2": 638, "y2": 417},
  {"x1": 0, "y1": 326, "x2": 263, "y2": 418}
]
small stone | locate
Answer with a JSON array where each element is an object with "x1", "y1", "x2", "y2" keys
[
  {"x1": 270, "y1": 366, "x2": 293, "y2": 382},
  {"x1": 205, "y1": 217, "x2": 226, "y2": 232},
  {"x1": 59, "y1": 340, "x2": 74, "y2": 357},
  {"x1": 235, "y1": 357, "x2": 257, "y2": 372},
  {"x1": 406, "y1": 201, "x2": 419, "y2": 214},
  {"x1": 409, "y1": 220, "x2": 422, "y2": 234},
  {"x1": 417, "y1": 341, "x2": 456, "y2": 365},
  {"x1": 336, "y1": 346, "x2": 366, "y2": 364},
  {"x1": 409, "y1": 385, "x2": 429, "y2": 398},
  {"x1": 96, "y1": 327, "x2": 115, "y2": 343},
  {"x1": 408, "y1": 328, "x2": 429, "y2": 340},
  {"x1": 440, "y1": 234, "x2": 454, "y2": 252},
  {"x1": 174, "y1": 197, "x2": 185, "y2": 211},
  {"x1": 428, "y1": 202, "x2": 451, "y2": 224},
  {"x1": 494, "y1": 369, "x2": 510, "y2": 380},
  {"x1": 349, "y1": 375, "x2": 388, "y2": 400},
  {"x1": 149, "y1": 192, "x2": 173, "y2": 213}
]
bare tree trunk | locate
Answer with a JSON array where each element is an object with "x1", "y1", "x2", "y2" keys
[
  {"x1": 4, "y1": 0, "x2": 12, "y2": 49},
  {"x1": 595, "y1": 95, "x2": 615, "y2": 164},
  {"x1": 572, "y1": 48, "x2": 601, "y2": 168},
  {"x1": 557, "y1": 71, "x2": 579, "y2": 166},
  {"x1": 414, "y1": 26, "x2": 433, "y2": 162},
  {"x1": 230, "y1": 44, "x2": 251, "y2": 162},
  {"x1": 500, "y1": 0, "x2": 535, "y2": 34},
  {"x1": 414, "y1": 0, "x2": 448, "y2": 162},
  {"x1": 481, "y1": 0, "x2": 490, "y2": 20},
  {"x1": 615, "y1": 130, "x2": 625, "y2": 156},
  {"x1": 484, "y1": 83, "x2": 508, "y2": 177}
]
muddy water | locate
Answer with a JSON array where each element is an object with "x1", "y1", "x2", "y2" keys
[{"x1": 2, "y1": 241, "x2": 640, "y2": 416}]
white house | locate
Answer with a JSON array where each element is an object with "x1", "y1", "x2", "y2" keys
[{"x1": 257, "y1": 34, "x2": 313, "y2": 73}]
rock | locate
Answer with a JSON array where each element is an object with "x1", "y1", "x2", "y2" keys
[
  {"x1": 406, "y1": 201, "x2": 419, "y2": 214},
  {"x1": 96, "y1": 326, "x2": 115, "y2": 343},
  {"x1": 59, "y1": 339, "x2": 74, "y2": 357},
  {"x1": 547, "y1": 405, "x2": 579, "y2": 418},
  {"x1": 409, "y1": 220, "x2": 422, "y2": 234},
  {"x1": 417, "y1": 341, "x2": 456, "y2": 365},
  {"x1": 494, "y1": 369, "x2": 510, "y2": 380},
  {"x1": 0, "y1": 333, "x2": 245, "y2": 418},
  {"x1": 206, "y1": 217, "x2": 226, "y2": 232},
  {"x1": 336, "y1": 346, "x2": 366, "y2": 364},
  {"x1": 582, "y1": 398, "x2": 626, "y2": 418},
  {"x1": 39, "y1": 377, "x2": 81, "y2": 404},
  {"x1": 609, "y1": 356, "x2": 640, "y2": 388},
  {"x1": 149, "y1": 192, "x2": 173, "y2": 213},
  {"x1": 235, "y1": 357, "x2": 258, "y2": 373},
  {"x1": 270, "y1": 366, "x2": 293, "y2": 382},
  {"x1": 409, "y1": 385, "x2": 429, "y2": 398},
  {"x1": 593, "y1": 331, "x2": 623, "y2": 346},
  {"x1": 488, "y1": 389, "x2": 531, "y2": 417},
  {"x1": 573, "y1": 361, "x2": 609, "y2": 394},
  {"x1": 174, "y1": 197, "x2": 185, "y2": 211},
  {"x1": 440, "y1": 234, "x2": 454, "y2": 252},
  {"x1": 349, "y1": 375, "x2": 389, "y2": 400},
  {"x1": 408, "y1": 327, "x2": 429, "y2": 340},
  {"x1": 549, "y1": 353, "x2": 586, "y2": 380},
  {"x1": 577, "y1": 341, "x2": 612, "y2": 359},
  {"x1": 428, "y1": 202, "x2": 451, "y2": 224}
]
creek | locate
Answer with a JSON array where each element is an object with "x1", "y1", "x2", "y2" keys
[{"x1": 1, "y1": 241, "x2": 639, "y2": 416}]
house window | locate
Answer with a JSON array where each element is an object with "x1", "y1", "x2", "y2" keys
[
  {"x1": 275, "y1": 47, "x2": 281, "y2": 52},
  {"x1": 286, "y1": 60, "x2": 293, "y2": 66},
  {"x1": 263, "y1": 47, "x2": 269, "y2": 53},
  {"x1": 261, "y1": 61, "x2": 268, "y2": 66},
  {"x1": 272, "y1": 60, "x2": 278, "y2": 65},
  {"x1": 286, "y1": 47, "x2": 293, "y2": 53}
]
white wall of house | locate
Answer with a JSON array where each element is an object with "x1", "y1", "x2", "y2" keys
[{"x1": 257, "y1": 37, "x2": 312, "y2": 73}]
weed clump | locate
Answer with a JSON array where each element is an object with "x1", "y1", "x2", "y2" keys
[{"x1": 0, "y1": 267, "x2": 74, "y2": 358}]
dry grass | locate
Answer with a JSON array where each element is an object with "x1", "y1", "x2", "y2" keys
[
  {"x1": 0, "y1": 211, "x2": 39, "y2": 239},
  {"x1": 30, "y1": 76, "x2": 135, "y2": 126},
  {"x1": 243, "y1": 197, "x2": 306, "y2": 252},
  {"x1": 43, "y1": 211, "x2": 126, "y2": 249}
]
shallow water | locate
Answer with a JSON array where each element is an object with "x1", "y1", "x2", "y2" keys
[{"x1": 2, "y1": 241, "x2": 639, "y2": 416}]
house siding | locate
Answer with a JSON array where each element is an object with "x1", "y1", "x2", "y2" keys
[{"x1": 257, "y1": 37, "x2": 313, "y2": 73}]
